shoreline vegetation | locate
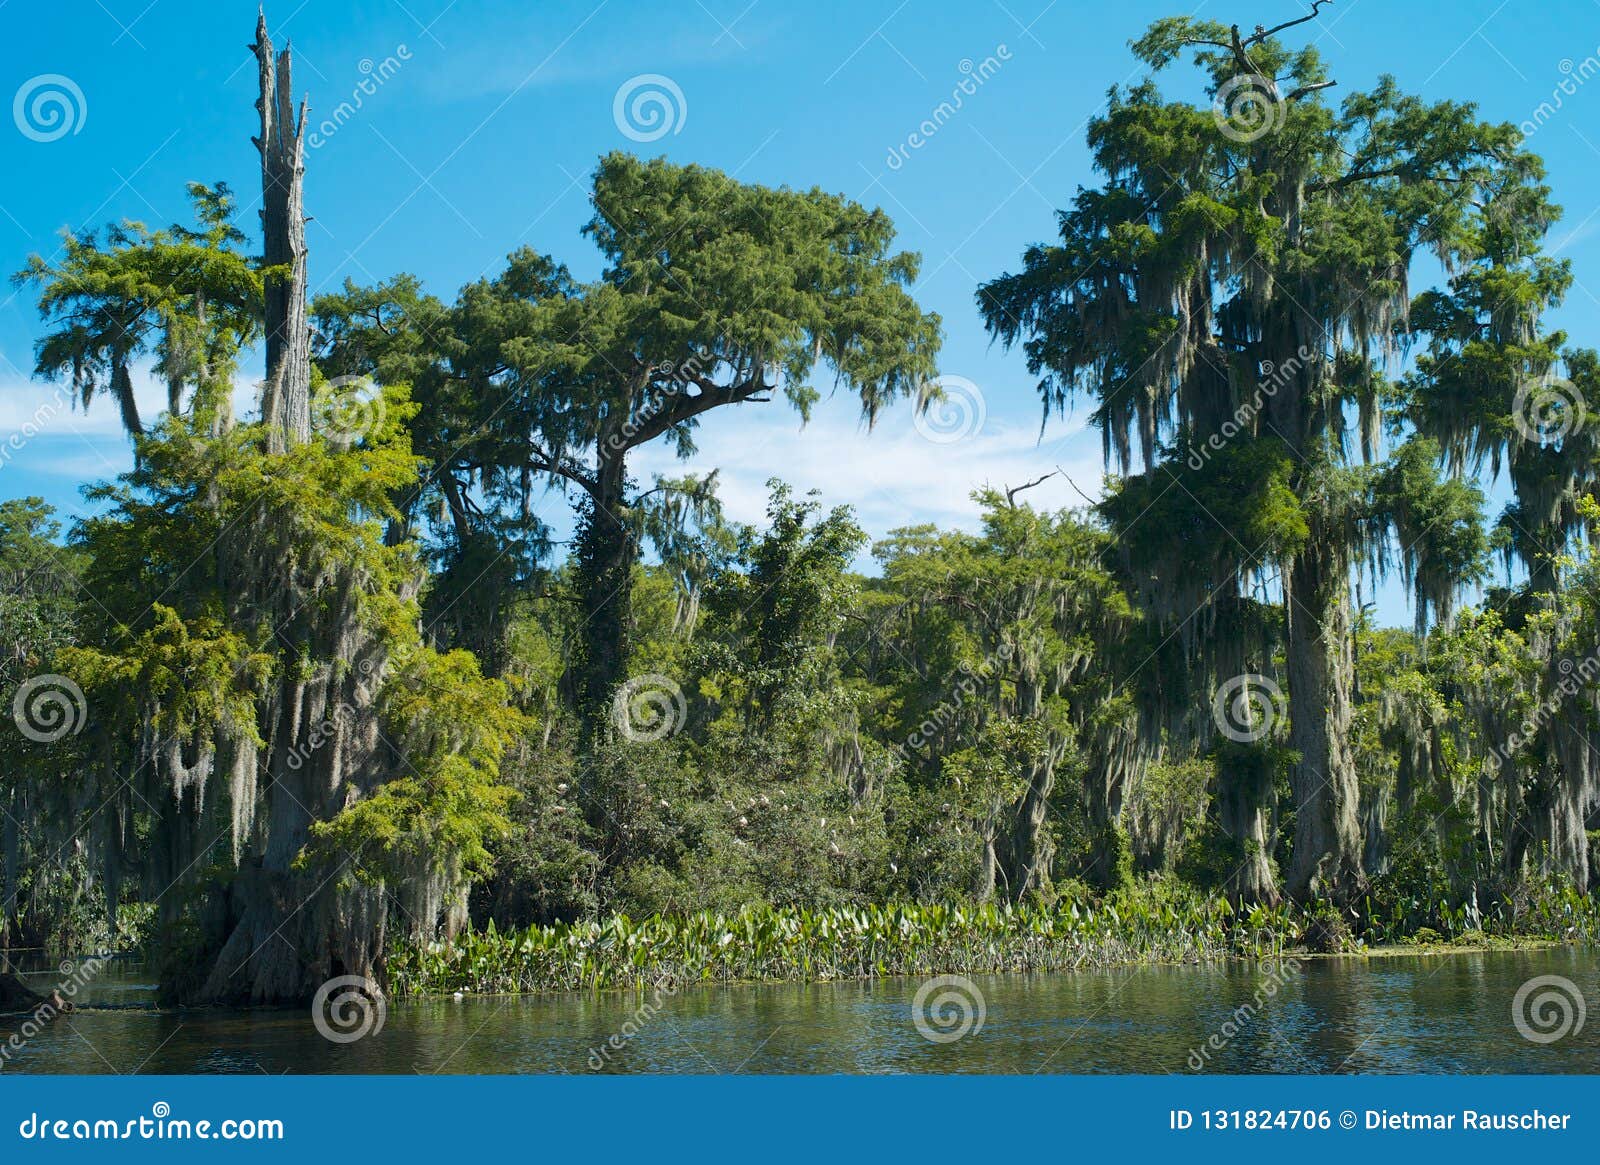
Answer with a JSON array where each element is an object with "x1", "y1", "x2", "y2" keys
[{"x1": 387, "y1": 882, "x2": 1600, "y2": 998}]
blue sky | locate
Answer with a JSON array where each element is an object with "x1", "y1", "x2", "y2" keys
[{"x1": 3, "y1": 0, "x2": 1600, "y2": 624}]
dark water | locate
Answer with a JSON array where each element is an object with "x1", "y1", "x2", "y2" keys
[{"x1": 3, "y1": 947, "x2": 1596, "y2": 1074}]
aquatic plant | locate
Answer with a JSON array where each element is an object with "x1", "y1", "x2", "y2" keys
[{"x1": 390, "y1": 887, "x2": 1286, "y2": 996}]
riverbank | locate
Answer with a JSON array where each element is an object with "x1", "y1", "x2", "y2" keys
[
  {"x1": 387, "y1": 887, "x2": 1600, "y2": 997},
  {"x1": 1331, "y1": 934, "x2": 1564, "y2": 959}
]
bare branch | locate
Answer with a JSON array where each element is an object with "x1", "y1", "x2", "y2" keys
[
  {"x1": 1244, "y1": 0, "x2": 1335, "y2": 47},
  {"x1": 1285, "y1": 80, "x2": 1338, "y2": 102},
  {"x1": 1055, "y1": 466, "x2": 1102, "y2": 509},
  {"x1": 1004, "y1": 471, "x2": 1059, "y2": 507}
]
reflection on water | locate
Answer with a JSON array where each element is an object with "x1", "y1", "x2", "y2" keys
[{"x1": 2, "y1": 946, "x2": 1595, "y2": 1074}]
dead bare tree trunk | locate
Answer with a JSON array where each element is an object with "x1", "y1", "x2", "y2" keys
[
  {"x1": 252, "y1": 11, "x2": 311, "y2": 451},
  {"x1": 187, "y1": 13, "x2": 390, "y2": 1005}
]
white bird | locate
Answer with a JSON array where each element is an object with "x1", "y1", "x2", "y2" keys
[{"x1": 452, "y1": 990, "x2": 464, "y2": 1001}]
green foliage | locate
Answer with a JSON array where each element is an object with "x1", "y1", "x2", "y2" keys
[
  {"x1": 390, "y1": 885, "x2": 1267, "y2": 996},
  {"x1": 313, "y1": 154, "x2": 942, "y2": 727},
  {"x1": 0, "y1": 498, "x2": 80, "y2": 689},
  {"x1": 695, "y1": 481, "x2": 866, "y2": 725},
  {"x1": 62, "y1": 605, "x2": 266, "y2": 749},
  {"x1": 1102, "y1": 439, "x2": 1309, "y2": 575},
  {"x1": 1126, "y1": 756, "x2": 1214, "y2": 871},
  {"x1": 1371, "y1": 438, "x2": 1488, "y2": 629},
  {"x1": 15, "y1": 182, "x2": 263, "y2": 434},
  {"x1": 300, "y1": 648, "x2": 522, "y2": 886},
  {"x1": 1299, "y1": 900, "x2": 1355, "y2": 954},
  {"x1": 9, "y1": 13, "x2": 1600, "y2": 998}
]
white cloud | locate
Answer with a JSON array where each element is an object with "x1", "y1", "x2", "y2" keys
[
  {"x1": 631, "y1": 392, "x2": 1106, "y2": 559},
  {"x1": 0, "y1": 367, "x2": 260, "y2": 446},
  {"x1": 0, "y1": 377, "x2": 135, "y2": 488},
  {"x1": 3, "y1": 365, "x2": 1111, "y2": 574}
]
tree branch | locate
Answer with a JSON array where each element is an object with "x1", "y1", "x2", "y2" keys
[
  {"x1": 1056, "y1": 466, "x2": 1102, "y2": 509},
  {"x1": 1285, "y1": 80, "x2": 1337, "y2": 102},
  {"x1": 521, "y1": 447, "x2": 600, "y2": 503},
  {"x1": 1244, "y1": 0, "x2": 1335, "y2": 47},
  {"x1": 1005, "y1": 471, "x2": 1060, "y2": 507},
  {"x1": 621, "y1": 371, "x2": 772, "y2": 453},
  {"x1": 1312, "y1": 167, "x2": 1473, "y2": 194}
]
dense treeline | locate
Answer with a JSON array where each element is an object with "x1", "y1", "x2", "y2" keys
[{"x1": 3, "y1": 11, "x2": 1598, "y2": 1001}]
